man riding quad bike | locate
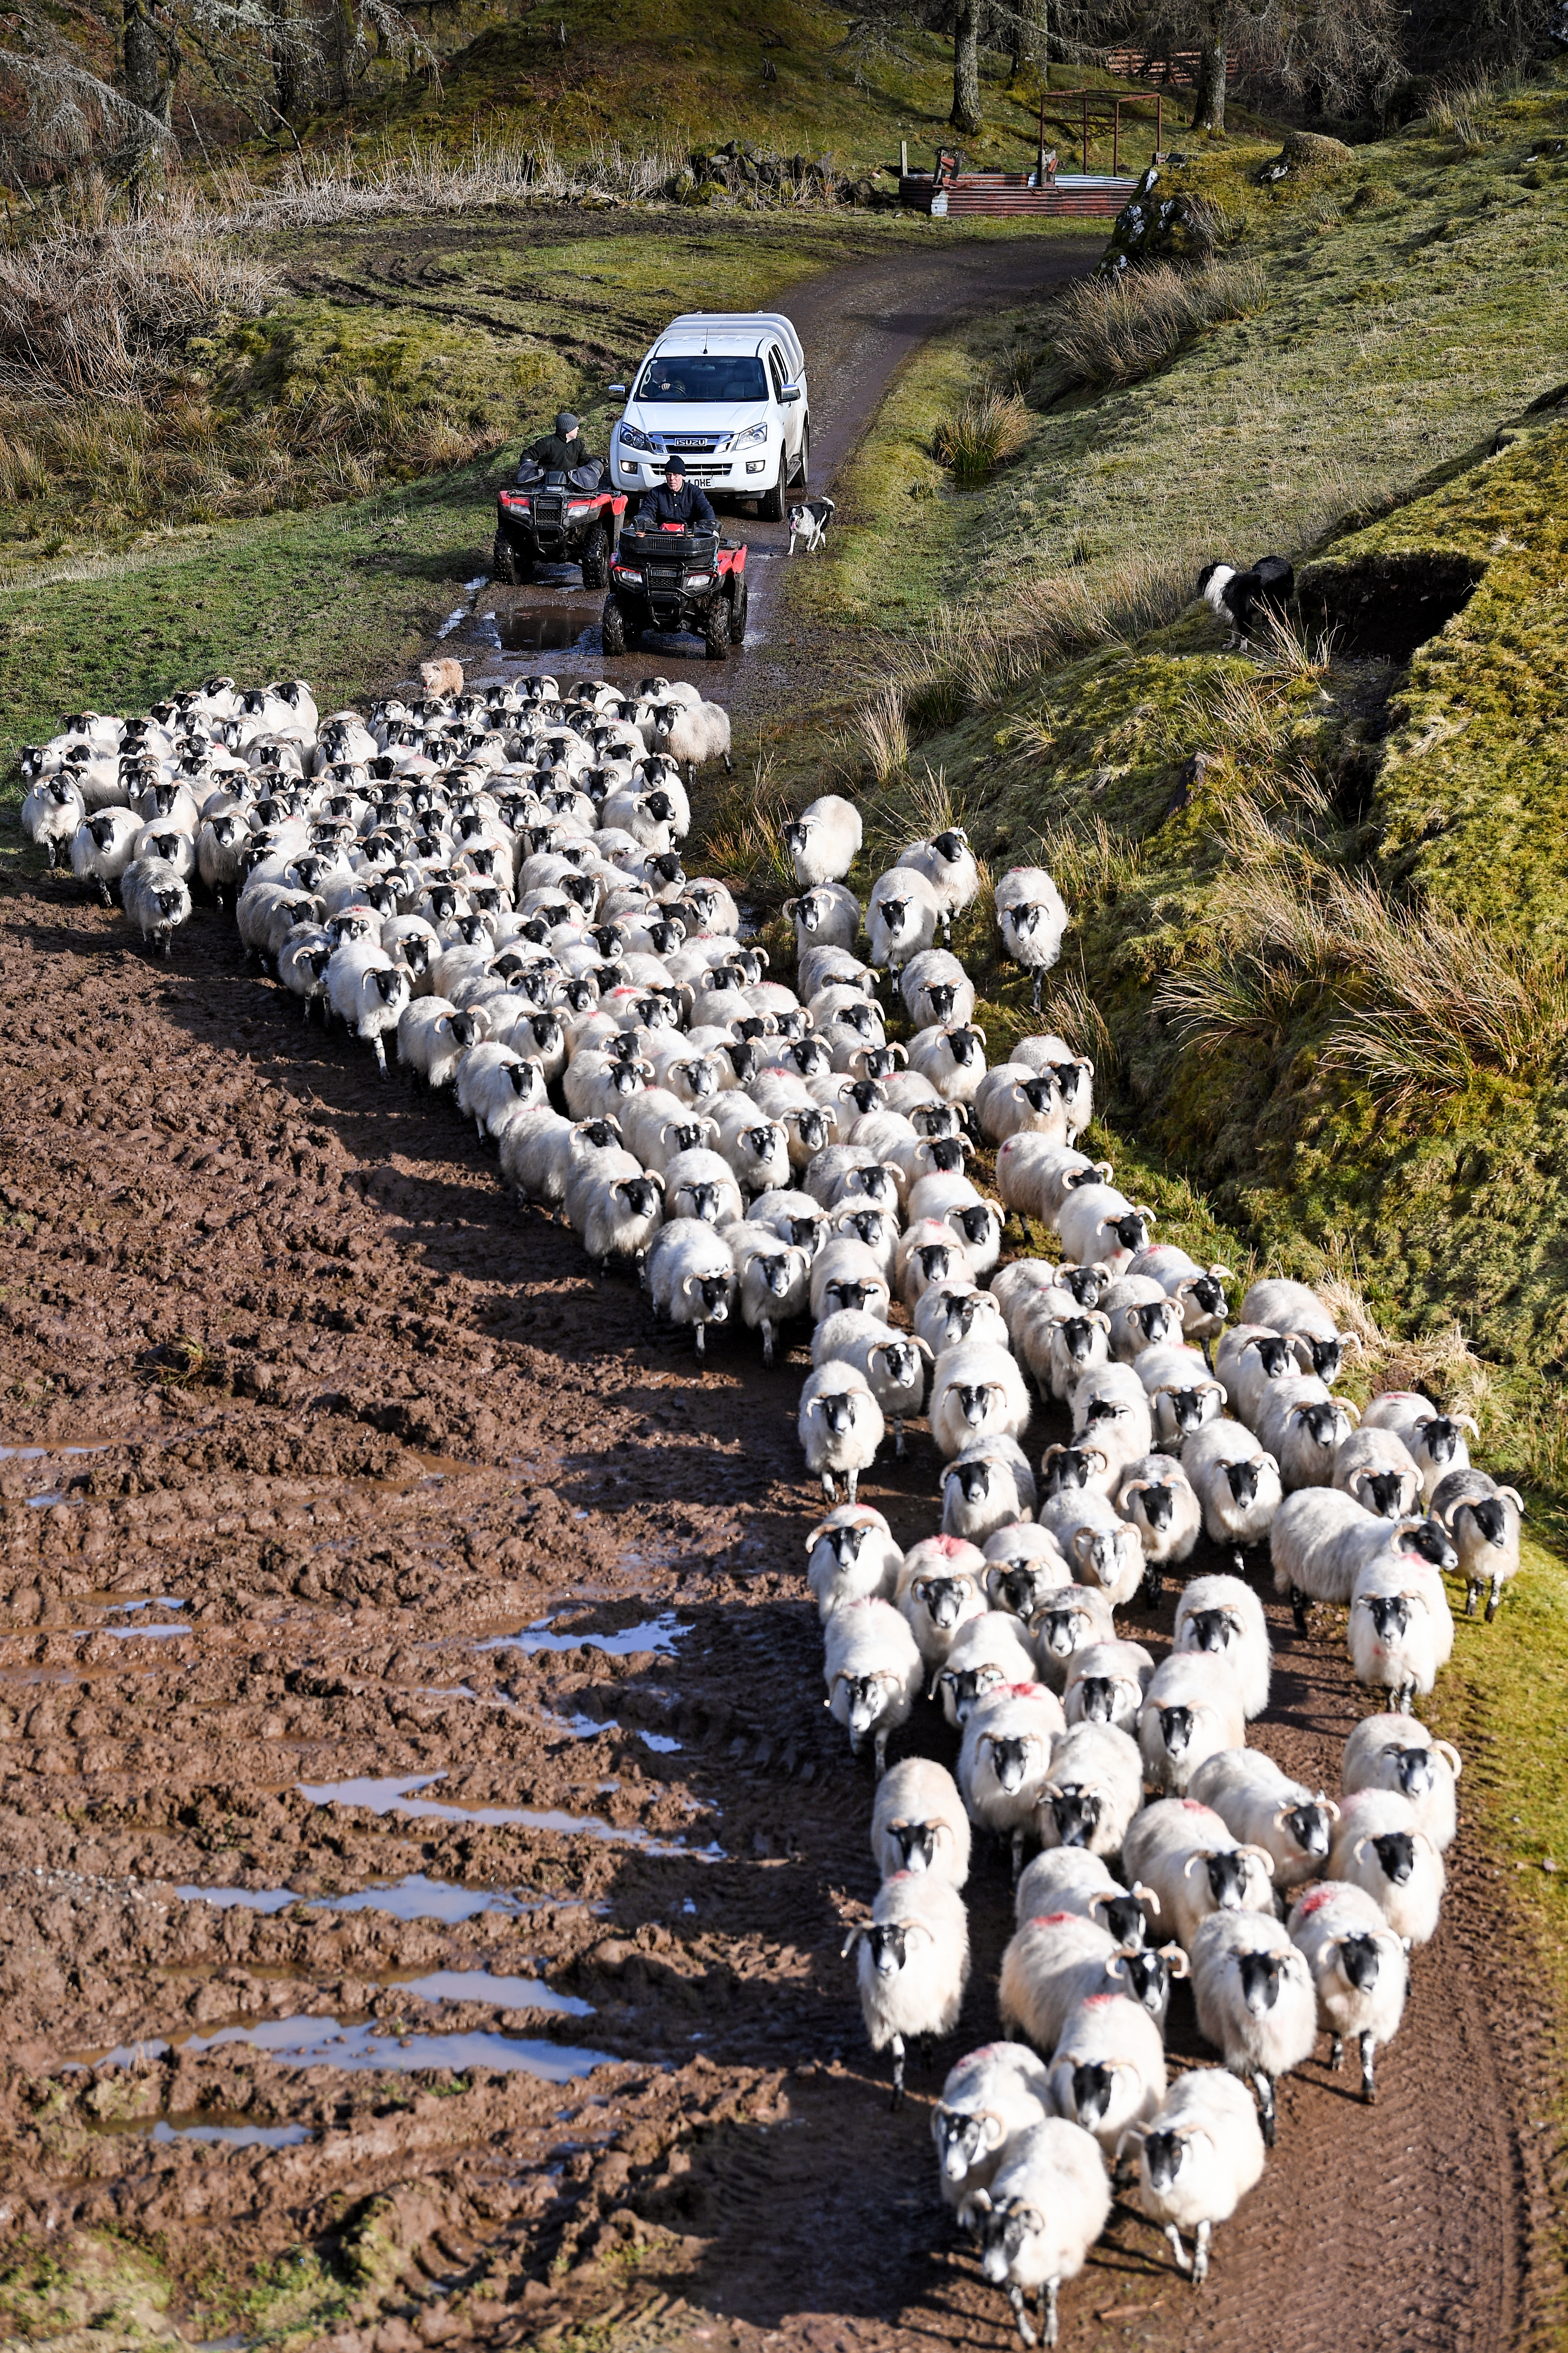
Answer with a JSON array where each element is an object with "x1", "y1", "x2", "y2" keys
[
  {"x1": 602, "y1": 456, "x2": 747, "y2": 661},
  {"x1": 493, "y1": 411, "x2": 627, "y2": 587}
]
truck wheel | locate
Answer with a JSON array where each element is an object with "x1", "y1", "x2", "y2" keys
[
  {"x1": 759, "y1": 471, "x2": 786, "y2": 523},
  {"x1": 730, "y1": 579, "x2": 749, "y2": 645},
  {"x1": 580, "y1": 527, "x2": 610, "y2": 590},
  {"x1": 492, "y1": 532, "x2": 519, "y2": 586},
  {"x1": 601, "y1": 595, "x2": 628, "y2": 657},
  {"x1": 795, "y1": 424, "x2": 810, "y2": 489},
  {"x1": 704, "y1": 598, "x2": 731, "y2": 660}
]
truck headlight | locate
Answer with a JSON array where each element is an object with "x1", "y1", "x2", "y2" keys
[
  {"x1": 619, "y1": 422, "x2": 656, "y2": 454},
  {"x1": 721, "y1": 421, "x2": 769, "y2": 453}
]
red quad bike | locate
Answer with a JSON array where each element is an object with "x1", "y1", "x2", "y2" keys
[
  {"x1": 601, "y1": 524, "x2": 749, "y2": 661},
  {"x1": 493, "y1": 458, "x2": 627, "y2": 588}
]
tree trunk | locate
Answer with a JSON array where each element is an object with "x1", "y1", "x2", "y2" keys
[
  {"x1": 270, "y1": 0, "x2": 298, "y2": 121},
  {"x1": 1018, "y1": 0, "x2": 1049, "y2": 73},
  {"x1": 1189, "y1": 13, "x2": 1227, "y2": 132},
  {"x1": 122, "y1": 0, "x2": 164, "y2": 117},
  {"x1": 951, "y1": 0, "x2": 982, "y2": 136}
]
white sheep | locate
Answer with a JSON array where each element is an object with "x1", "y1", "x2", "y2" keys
[
  {"x1": 896, "y1": 1535, "x2": 989, "y2": 1666},
  {"x1": 843, "y1": 1871, "x2": 969, "y2": 2106},
  {"x1": 822, "y1": 1595, "x2": 924, "y2": 1775},
  {"x1": 1137, "y1": 1652, "x2": 1246, "y2": 1798},
  {"x1": 1431, "y1": 1466, "x2": 1525, "y2": 1620},
  {"x1": 1036, "y1": 1492, "x2": 1145, "y2": 1609},
  {"x1": 1027, "y1": 1302, "x2": 1113, "y2": 1406},
  {"x1": 808, "y1": 1235, "x2": 892, "y2": 1324},
  {"x1": 931, "y1": 2043, "x2": 1052, "y2": 2223},
  {"x1": 1187, "y1": 1749, "x2": 1337, "y2": 1890},
  {"x1": 897, "y1": 827, "x2": 980, "y2": 944},
  {"x1": 1055, "y1": 1184, "x2": 1155, "y2": 1279},
  {"x1": 71, "y1": 808, "x2": 142, "y2": 904},
  {"x1": 867, "y1": 865, "x2": 941, "y2": 970},
  {"x1": 22, "y1": 776, "x2": 86, "y2": 868},
  {"x1": 873, "y1": 1756, "x2": 972, "y2": 1886},
  {"x1": 1269, "y1": 1487, "x2": 1453, "y2": 1631},
  {"x1": 1287, "y1": 1881, "x2": 1407, "y2": 2103},
  {"x1": 1132, "y1": 1342, "x2": 1227, "y2": 1451},
  {"x1": 966, "y1": 2118, "x2": 1111, "y2": 2349},
  {"x1": 1047, "y1": 1990, "x2": 1167, "y2": 2155},
  {"x1": 806, "y1": 1503, "x2": 903, "y2": 1619},
  {"x1": 942, "y1": 1443, "x2": 1037, "y2": 1546},
  {"x1": 1214, "y1": 1323, "x2": 1300, "y2": 1428},
  {"x1": 1035, "y1": 1720, "x2": 1143, "y2": 1861},
  {"x1": 326, "y1": 945, "x2": 411, "y2": 1074},
  {"x1": 996, "y1": 1137, "x2": 1113, "y2": 1228},
  {"x1": 1001, "y1": 1913, "x2": 1133, "y2": 2065},
  {"x1": 1120, "y1": 1798, "x2": 1275, "y2": 1954},
  {"x1": 574, "y1": 1164, "x2": 665, "y2": 1272},
  {"x1": 1028, "y1": 1583, "x2": 1117, "y2": 1690},
  {"x1": 899, "y1": 945, "x2": 976, "y2": 1030},
  {"x1": 1062, "y1": 1640, "x2": 1154, "y2": 1736},
  {"x1": 983, "y1": 1524, "x2": 1073, "y2": 1625},
  {"x1": 1332, "y1": 1426, "x2": 1425, "y2": 1521},
  {"x1": 958, "y1": 1680, "x2": 1067, "y2": 1875},
  {"x1": 1348, "y1": 1552, "x2": 1455, "y2": 1713},
  {"x1": 1341, "y1": 1713, "x2": 1461, "y2": 1850},
  {"x1": 1328, "y1": 1789, "x2": 1446, "y2": 1947},
  {"x1": 1102, "y1": 1277, "x2": 1187, "y2": 1365},
  {"x1": 1119, "y1": 2065, "x2": 1265, "y2": 2286},
  {"x1": 929, "y1": 1339, "x2": 1031, "y2": 1460},
  {"x1": 643, "y1": 1215, "x2": 735, "y2": 1356},
  {"x1": 786, "y1": 882, "x2": 860, "y2": 957},
  {"x1": 120, "y1": 856, "x2": 192, "y2": 956},
  {"x1": 1188, "y1": 1908, "x2": 1316, "y2": 2146},
  {"x1": 993, "y1": 865, "x2": 1070, "y2": 1011},
  {"x1": 1250, "y1": 1366, "x2": 1355, "y2": 1465},
  {"x1": 1239, "y1": 1276, "x2": 1358, "y2": 1384},
  {"x1": 456, "y1": 1041, "x2": 547, "y2": 1139},
  {"x1": 907, "y1": 1021, "x2": 989, "y2": 1108},
  {"x1": 798, "y1": 1360, "x2": 885, "y2": 1504},
  {"x1": 1013, "y1": 1849, "x2": 1160, "y2": 1949},
  {"x1": 1010, "y1": 1033, "x2": 1095, "y2": 1142},
  {"x1": 781, "y1": 795, "x2": 862, "y2": 887},
  {"x1": 661, "y1": 1144, "x2": 745, "y2": 1229},
  {"x1": 1113, "y1": 1455, "x2": 1201, "y2": 1594},
  {"x1": 935, "y1": 1609, "x2": 1040, "y2": 1726},
  {"x1": 1067, "y1": 1362, "x2": 1154, "y2": 1467},
  {"x1": 727, "y1": 1226, "x2": 811, "y2": 1365},
  {"x1": 1171, "y1": 1573, "x2": 1270, "y2": 1719},
  {"x1": 812, "y1": 1311, "x2": 930, "y2": 1454}
]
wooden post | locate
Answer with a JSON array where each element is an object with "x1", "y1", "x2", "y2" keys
[
  {"x1": 1081, "y1": 90, "x2": 1088, "y2": 176},
  {"x1": 1036, "y1": 91, "x2": 1046, "y2": 186},
  {"x1": 900, "y1": 139, "x2": 908, "y2": 176},
  {"x1": 1156, "y1": 93, "x2": 1162, "y2": 158},
  {"x1": 1113, "y1": 99, "x2": 1120, "y2": 176}
]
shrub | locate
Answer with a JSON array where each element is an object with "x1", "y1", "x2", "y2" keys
[
  {"x1": 932, "y1": 388, "x2": 1031, "y2": 486},
  {"x1": 1048, "y1": 256, "x2": 1269, "y2": 389}
]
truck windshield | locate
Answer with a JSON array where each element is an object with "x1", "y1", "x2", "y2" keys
[{"x1": 636, "y1": 355, "x2": 768, "y2": 404}]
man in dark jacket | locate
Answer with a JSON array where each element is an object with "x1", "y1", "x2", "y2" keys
[
  {"x1": 526, "y1": 411, "x2": 597, "y2": 472},
  {"x1": 635, "y1": 452, "x2": 716, "y2": 531}
]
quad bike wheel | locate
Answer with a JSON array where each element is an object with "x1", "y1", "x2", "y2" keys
[
  {"x1": 580, "y1": 527, "x2": 611, "y2": 590},
  {"x1": 704, "y1": 597, "x2": 731, "y2": 660},
  {"x1": 491, "y1": 531, "x2": 519, "y2": 586},
  {"x1": 601, "y1": 594, "x2": 628, "y2": 657},
  {"x1": 730, "y1": 579, "x2": 749, "y2": 644}
]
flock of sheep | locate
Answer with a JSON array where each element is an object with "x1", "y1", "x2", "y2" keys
[{"x1": 20, "y1": 665, "x2": 1527, "y2": 2347}]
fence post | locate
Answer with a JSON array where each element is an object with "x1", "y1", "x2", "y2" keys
[
  {"x1": 1156, "y1": 94, "x2": 1162, "y2": 158},
  {"x1": 1081, "y1": 90, "x2": 1088, "y2": 175},
  {"x1": 1113, "y1": 100, "x2": 1120, "y2": 176},
  {"x1": 900, "y1": 139, "x2": 908, "y2": 176}
]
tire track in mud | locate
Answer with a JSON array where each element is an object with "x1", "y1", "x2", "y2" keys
[{"x1": 0, "y1": 885, "x2": 1557, "y2": 2353}]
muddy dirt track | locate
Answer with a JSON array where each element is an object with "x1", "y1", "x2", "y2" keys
[{"x1": 0, "y1": 239, "x2": 1563, "y2": 2352}]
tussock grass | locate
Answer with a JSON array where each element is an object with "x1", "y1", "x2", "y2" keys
[
  {"x1": 210, "y1": 134, "x2": 698, "y2": 226},
  {"x1": 1048, "y1": 256, "x2": 1269, "y2": 389},
  {"x1": 849, "y1": 684, "x2": 910, "y2": 787},
  {"x1": 932, "y1": 388, "x2": 1031, "y2": 488},
  {"x1": 692, "y1": 759, "x2": 799, "y2": 908}
]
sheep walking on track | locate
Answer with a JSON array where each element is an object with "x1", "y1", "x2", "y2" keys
[
  {"x1": 1118, "y1": 2066, "x2": 1266, "y2": 2286},
  {"x1": 966, "y1": 2118, "x2": 1111, "y2": 2349},
  {"x1": 843, "y1": 1871, "x2": 970, "y2": 2106}
]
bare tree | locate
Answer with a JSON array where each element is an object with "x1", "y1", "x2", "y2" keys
[{"x1": 951, "y1": 0, "x2": 982, "y2": 129}]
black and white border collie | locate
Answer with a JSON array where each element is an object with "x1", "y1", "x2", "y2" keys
[
  {"x1": 787, "y1": 496, "x2": 836, "y2": 555},
  {"x1": 1197, "y1": 554, "x2": 1295, "y2": 648}
]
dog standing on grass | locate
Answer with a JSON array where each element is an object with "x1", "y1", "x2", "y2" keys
[
  {"x1": 1196, "y1": 556, "x2": 1295, "y2": 650},
  {"x1": 787, "y1": 497, "x2": 836, "y2": 556}
]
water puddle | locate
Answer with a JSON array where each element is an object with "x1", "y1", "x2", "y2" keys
[
  {"x1": 71, "y1": 2016, "x2": 617, "y2": 2079},
  {"x1": 477, "y1": 1612, "x2": 690, "y2": 1659},
  {"x1": 296, "y1": 1774, "x2": 721, "y2": 1858},
  {"x1": 497, "y1": 604, "x2": 602, "y2": 657},
  {"x1": 93, "y1": 2115, "x2": 312, "y2": 2150},
  {"x1": 73, "y1": 1622, "x2": 191, "y2": 1641},
  {"x1": 88, "y1": 1595, "x2": 188, "y2": 1613},
  {"x1": 178, "y1": 1874, "x2": 549, "y2": 1923},
  {"x1": 387, "y1": 1968, "x2": 593, "y2": 2017}
]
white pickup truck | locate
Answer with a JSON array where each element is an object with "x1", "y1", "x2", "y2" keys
[{"x1": 608, "y1": 311, "x2": 809, "y2": 522}]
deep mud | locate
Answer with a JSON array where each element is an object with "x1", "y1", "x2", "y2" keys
[
  {"x1": 1, "y1": 235, "x2": 1562, "y2": 2353},
  {"x1": 0, "y1": 874, "x2": 1562, "y2": 2353}
]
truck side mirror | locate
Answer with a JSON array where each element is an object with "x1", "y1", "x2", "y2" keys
[
  {"x1": 781, "y1": 386, "x2": 803, "y2": 404},
  {"x1": 608, "y1": 383, "x2": 627, "y2": 395}
]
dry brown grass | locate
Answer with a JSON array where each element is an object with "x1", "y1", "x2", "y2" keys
[
  {"x1": 932, "y1": 387, "x2": 1032, "y2": 487},
  {"x1": 1048, "y1": 256, "x2": 1269, "y2": 389},
  {"x1": 210, "y1": 134, "x2": 694, "y2": 227}
]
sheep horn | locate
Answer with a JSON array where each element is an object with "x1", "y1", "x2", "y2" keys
[
  {"x1": 1238, "y1": 1844, "x2": 1276, "y2": 1875},
  {"x1": 1088, "y1": 1311, "x2": 1111, "y2": 1332},
  {"x1": 1161, "y1": 1942, "x2": 1190, "y2": 1978},
  {"x1": 1454, "y1": 1413, "x2": 1480, "y2": 1436},
  {"x1": 1104, "y1": 1953, "x2": 1125, "y2": 1979},
  {"x1": 840, "y1": 1925, "x2": 864, "y2": 1958},
  {"x1": 1352, "y1": 1836, "x2": 1372, "y2": 1864},
  {"x1": 1435, "y1": 1740, "x2": 1463, "y2": 1776},
  {"x1": 1182, "y1": 1852, "x2": 1212, "y2": 1879},
  {"x1": 1342, "y1": 1399, "x2": 1362, "y2": 1423},
  {"x1": 1121, "y1": 1480, "x2": 1151, "y2": 1501},
  {"x1": 1341, "y1": 1332, "x2": 1363, "y2": 1355},
  {"x1": 1133, "y1": 1883, "x2": 1161, "y2": 1913},
  {"x1": 1499, "y1": 1487, "x2": 1525, "y2": 1514},
  {"x1": 1321, "y1": 1797, "x2": 1342, "y2": 1820}
]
